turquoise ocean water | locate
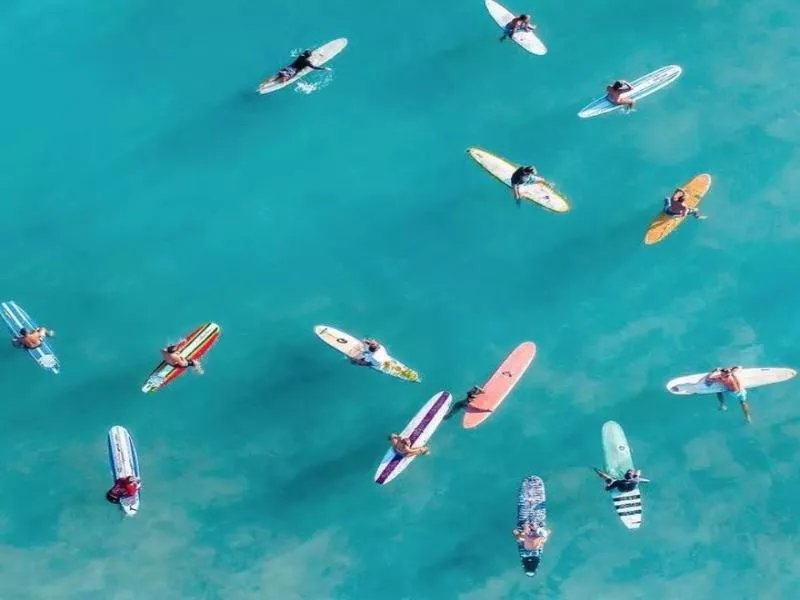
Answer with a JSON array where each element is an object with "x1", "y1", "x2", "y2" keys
[{"x1": 3, "y1": 0, "x2": 800, "y2": 598}]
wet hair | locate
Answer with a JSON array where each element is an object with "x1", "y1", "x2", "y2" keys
[
  {"x1": 166, "y1": 345, "x2": 177, "y2": 353},
  {"x1": 522, "y1": 555, "x2": 540, "y2": 576},
  {"x1": 302, "y1": 50, "x2": 312, "y2": 57},
  {"x1": 520, "y1": 13, "x2": 529, "y2": 19},
  {"x1": 18, "y1": 327, "x2": 27, "y2": 335}
]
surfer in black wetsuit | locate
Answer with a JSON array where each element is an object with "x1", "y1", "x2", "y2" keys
[
  {"x1": 274, "y1": 50, "x2": 330, "y2": 83},
  {"x1": 510, "y1": 165, "x2": 550, "y2": 205},
  {"x1": 664, "y1": 188, "x2": 703, "y2": 219},
  {"x1": 444, "y1": 385, "x2": 486, "y2": 420},
  {"x1": 594, "y1": 468, "x2": 650, "y2": 492}
]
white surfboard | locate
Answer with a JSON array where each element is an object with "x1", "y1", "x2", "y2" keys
[
  {"x1": 374, "y1": 391, "x2": 452, "y2": 484},
  {"x1": 467, "y1": 148, "x2": 570, "y2": 212},
  {"x1": 485, "y1": 0, "x2": 546, "y2": 55},
  {"x1": 314, "y1": 324, "x2": 421, "y2": 382},
  {"x1": 107, "y1": 426, "x2": 141, "y2": 517},
  {"x1": 601, "y1": 421, "x2": 642, "y2": 530},
  {"x1": 258, "y1": 38, "x2": 348, "y2": 95},
  {"x1": 578, "y1": 65, "x2": 682, "y2": 119},
  {"x1": 666, "y1": 367, "x2": 796, "y2": 395}
]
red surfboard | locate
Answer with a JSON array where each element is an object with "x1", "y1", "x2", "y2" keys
[
  {"x1": 463, "y1": 342, "x2": 537, "y2": 429},
  {"x1": 141, "y1": 322, "x2": 220, "y2": 393}
]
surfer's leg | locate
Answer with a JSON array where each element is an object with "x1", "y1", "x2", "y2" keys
[
  {"x1": 716, "y1": 392, "x2": 727, "y2": 411},
  {"x1": 444, "y1": 399, "x2": 468, "y2": 420}
]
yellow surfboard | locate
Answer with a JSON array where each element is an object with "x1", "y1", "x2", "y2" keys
[{"x1": 644, "y1": 174, "x2": 712, "y2": 245}]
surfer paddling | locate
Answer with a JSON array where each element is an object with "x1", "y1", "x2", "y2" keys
[
  {"x1": 606, "y1": 80, "x2": 635, "y2": 112},
  {"x1": 510, "y1": 165, "x2": 549, "y2": 206},
  {"x1": 705, "y1": 366, "x2": 752, "y2": 423},
  {"x1": 445, "y1": 385, "x2": 489, "y2": 419},
  {"x1": 389, "y1": 434, "x2": 429, "y2": 457},
  {"x1": 513, "y1": 522, "x2": 551, "y2": 552},
  {"x1": 263, "y1": 49, "x2": 330, "y2": 86},
  {"x1": 161, "y1": 345, "x2": 204, "y2": 374},
  {"x1": 664, "y1": 188, "x2": 703, "y2": 219},
  {"x1": 106, "y1": 475, "x2": 140, "y2": 505},
  {"x1": 13, "y1": 326, "x2": 54, "y2": 350},
  {"x1": 500, "y1": 14, "x2": 535, "y2": 41},
  {"x1": 594, "y1": 468, "x2": 650, "y2": 492}
]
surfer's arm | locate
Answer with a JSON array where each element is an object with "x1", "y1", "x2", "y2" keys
[{"x1": 638, "y1": 477, "x2": 651, "y2": 484}]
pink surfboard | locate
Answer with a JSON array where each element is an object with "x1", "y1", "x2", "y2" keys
[{"x1": 462, "y1": 342, "x2": 537, "y2": 429}]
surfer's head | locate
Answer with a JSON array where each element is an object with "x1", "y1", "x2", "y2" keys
[
  {"x1": 522, "y1": 166, "x2": 537, "y2": 176},
  {"x1": 520, "y1": 13, "x2": 529, "y2": 19},
  {"x1": 301, "y1": 50, "x2": 312, "y2": 58},
  {"x1": 166, "y1": 345, "x2": 177, "y2": 353},
  {"x1": 18, "y1": 328, "x2": 27, "y2": 336}
]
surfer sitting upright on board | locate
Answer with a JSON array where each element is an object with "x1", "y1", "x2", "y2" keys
[
  {"x1": 14, "y1": 327, "x2": 54, "y2": 350},
  {"x1": 513, "y1": 522, "x2": 551, "y2": 551},
  {"x1": 500, "y1": 14, "x2": 535, "y2": 41},
  {"x1": 705, "y1": 366, "x2": 752, "y2": 423},
  {"x1": 510, "y1": 166, "x2": 546, "y2": 206},
  {"x1": 606, "y1": 80, "x2": 635, "y2": 112},
  {"x1": 352, "y1": 339, "x2": 388, "y2": 367},
  {"x1": 664, "y1": 188, "x2": 703, "y2": 219},
  {"x1": 106, "y1": 475, "x2": 140, "y2": 504},
  {"x1": 594, "y1": 468, "x2": 649, "y2": 492},
  {"x1": 269, "y1": 50, "x2": 331, "y2": 84},
  {"x1": 161, "y1": 345, "x2": 204, "y2": 374},
  {"x1": 389, "y1": 434, "x2": 429, "y2": 457}
]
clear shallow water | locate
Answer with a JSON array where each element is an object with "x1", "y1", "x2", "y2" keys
[{"x1": 2, "y1": 0, "x2": 800, "y2": 598}]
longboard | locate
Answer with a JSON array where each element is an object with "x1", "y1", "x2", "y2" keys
[
  {"x1": 0, "y1": 300, "x2": 60, "y2": 374},
  {"x1": 578, "y1": 65, "x2": 682, "y2": 119},
  {"x1": 107, "y1": 426, "x2": 141, "y2": 517},
  {"x1": 467, "y1": 148, "x2": 570, "y2": 213},
  {"x1": 258, "y1": 38, "x2": 348, "y2": 94},
  {"x1": 463, "y1": 341, "x2": 536, "y2": 429},
  {"x1": 516, "y1": 475, "x2": 547, "y2": 577},
  {"x1": 141, "y1": 322, "x2": 220, "y2": 393},
  {"x1": 485, "y1": 0, "x2": 547, "y2": 55},
  {"x1": 666, "y1": 367, "x2": 796, "y2": 395},
  {"x1": 314, "y1": 325, "x2": 421, "y2": 383},
  {"x1": 601, "y1": 421, "x2": 642, "y2": 530},
  {"x1": 644, "y1": 174, "x2": 712, "y2": 245},
  {"x1": 374, "y1": 391, "x2": 452, "y2": 484}
]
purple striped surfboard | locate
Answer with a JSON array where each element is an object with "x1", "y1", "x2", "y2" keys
[{"x1": 374, "y1": 391, "x2": 452, "y2": 485}]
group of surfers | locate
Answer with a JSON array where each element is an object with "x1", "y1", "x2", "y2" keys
[
  {"x1": 508, "y1": 163, "x2": 705, "y2": 220},
  {"x1": 9, "y1": 328, "x2": 205, "y2": 506}
]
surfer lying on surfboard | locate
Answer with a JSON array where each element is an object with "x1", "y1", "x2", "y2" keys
[
  {"x1": 389, "y1": 434, "x2": 429, "y2": 457},
  {"x1": 161, "y1": 345, "x2": 204, "y2": 374},
  {"x1": 594, "y1": 468, "x2": 650, "y2": 493},
  {"x1": 705, "y1": 366, "x2": 752, "y2": 423},
  {"x1": 445, "y1": 385, "x2": 490, "y2": 419},
  {"x1": 13, "y1": 326, "x2": 55, "y2": 350},
  {"x1": 513, "y1": 522, "x2": 550, "y2": 551},
  {"x1": 606, "y1": 80, "x2": 635, "y2": 112},
  {"x1": 510, "y1": 166, "x2": 549, "y2": 205},
  {"x1": 106, "y1": 475, "x2": 140, "y2": 505},
  {"x1": 267, "y1": 50, "x2": 331, "y2": 84},
  {"x1": 500, "y1": 14, "x2": 535, "y2": 41},
  {"x1": 664, "y1": 189, "x2": 704, "y2": 219}
]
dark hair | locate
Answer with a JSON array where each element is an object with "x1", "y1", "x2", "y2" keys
[
  {"x1": 18, "y1": 328, "x2": 27, "y2": 335},
  {"x1": 522, "y1": 555, "x2": 540, "y2": 575},
  {"x1": 166, "y1": 345, "x2": 177, "y2": 352},
  {"x1": 302, "y1": 50, "x2": 312, "y2": 57}
]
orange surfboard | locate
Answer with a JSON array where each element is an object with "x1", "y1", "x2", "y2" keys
[
  {"x1": 462, "y1": 342, "x2": 537, "y2": 429},
  {"x1": 644, "y1": 174, "x2": 711, "y2": 245}
]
